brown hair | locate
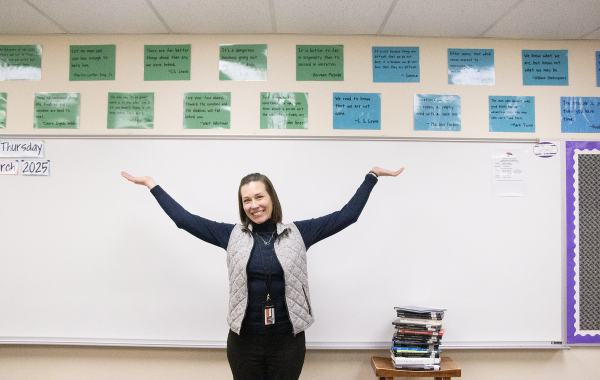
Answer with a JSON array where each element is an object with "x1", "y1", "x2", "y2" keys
[{"x1": 238, "y1": 173, "x2": 283, "y2": 227}]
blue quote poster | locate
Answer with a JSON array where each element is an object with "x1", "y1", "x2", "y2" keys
[
  {"x1": 561, "y1": 97, "x2": 600, "y2": 133},
  {"x1": 333, "y1": 93, "x2": 381, "y2": 130},
  {"x1": 414, "y1": 94, "x2": 461, "y2": 131},
  {"x1": 372, "y1": 47, "x2": 419, "y2": 83},
  {"x1": 596, "y1": 52, "x2": 600, "y2": 87},
  {"x1": 522, "y1": 50, "x2": 568, "y2": 86},
  {"x1": 489, "y1": 96, "x2": 535, "y2": 132},
  {"x1": 448, "y1": 49, "x2": 494, "y2": 85}
]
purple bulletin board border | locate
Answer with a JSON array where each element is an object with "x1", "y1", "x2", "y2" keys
[{"x1": 566, "y1": 141, "x2": 600, "y2": 343}]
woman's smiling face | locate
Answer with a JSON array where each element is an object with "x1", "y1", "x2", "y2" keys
[{"x1": 240, "y1": 181, "x2": 273, "y2": 225}]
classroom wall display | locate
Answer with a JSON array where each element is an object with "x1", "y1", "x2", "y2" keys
[
  {"x1": 0, "y1": 137, "x2": 562, "y2": 348},
  {"x1": 566, "y1": 141, "x2": 600, "y2": 344},
  {"x1": 0, "y1": 45, "x2": 42, "y2": 81},
  {"x1": 414, "y1": 94, "x2": 461, "y2": 131},
  {"x1": 448, "y1": 49, "x2": 494, "y2": 85},
  {"x1": 144, "y1": 45, "x2": 190, "y2": 81},
  {"x1": 0, "y1": 93, "x2": 6, "y2": 129},
  {"x1": 596, "y1": 52, "x2": 600, "y2": 87},
  {"x1": 332, "y1": 93, "x2": 381, "y2": 130},
  {"x1": 561, "y1": 97, "x2": 600, "y2": 133},
  {"x1": 0, "y1": 139, "x2": 44, "y2": 158},
  {"x1": 107, "y1": 92, "x2": 154, "y2": 129},
  {"x1": 372, "y1": 46, "x2": 419, "y2": 83},
  {"x1": 296, "y1": 45, "x2": 343, "y2": 81},
  {"x1": 20, "y1": 159, "x2": 50, "y2": 176},
  {"x1": 522, "y1": 50, "x2": 568, "y2": 86},
  {"x1": 219, "y1": 44, "x2": 267, "y2": 81},
  {"x1": 33, "y1": 93, "x2": 80, "y2": 129},
  {"x1": 69, "y1": 45, "x2": 115, "y2": 81},
  {"x1": 0, "y1": 159, "x2": 18, "y2": 175},
  {"x1": 489, "y1": 96, "x2": 535, "y2": 133},
  {"x1": 183, "y1": 92, "x2": 231, "y2": 129},
  {"x1": 260, "y1": 92, "x2": 308, "y2": 129}
]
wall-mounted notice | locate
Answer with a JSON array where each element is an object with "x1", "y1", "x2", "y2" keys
[
  {"x1": 0, "y1": 140, "x2": 44, "y2": 158},
  {"x1": 21, "y1": 160, "x2": 50, "y2": 176},
  {"x1": 522, "y1": 50, "x2": 568, "y2": 86},
  {"x1": 296, "y1": 45, "x2": 343, "y2": 81},
  {"x1": 448, "y1": 48, "x2": 494, "y2": 85},
  {"x1": 144, "y1": 45, "x2": 190, "y2": 81},
  {"x1": 0, "y1": 160, "x2": 18, "y2": 175},
  {"x1": 183, "y1": 92, "x2": 231, "y2": 129},
  {"x1": 372, "y1": 46, "x2": 419, "y2": 83},
  {"x1": 561, "y1": 97, "x2": 600, "y2": 133},
  {"x1": 0, "y1": 45, "x2": 42, "y2": 81},
  {"x1": 414, "y1": 94, "x2": 461, "y2": 131},
  {"x1": 33, "y1": 93, "x2": 80, "y2": 129},
  {"x1": 70, "y1": 45, "x2": 115, "y2": 81},
  {"x1": 492, "y1": 149, "x2": 528, "y2": 197},
  {"x1": 260, "y1": 92, "x2": 308, "y2": 129},
  {"x1": 489, "y1": 96, "x2": 535, "y2": 133},
  {"x1": 0, "y1": 93, "x2": 6, "y2": 129},
  {"x1": 107, "y1": 93, "x2": 154, "y2": 129},
  {"x1": 219, "y1": 44, "x2": 267, "y2": 81},
  {"x1": 596, "y1": 52, "x2": 600, "y2": 87},
  {"x1": 333, "y1": 92, "x2": 381, "y2": 130}
]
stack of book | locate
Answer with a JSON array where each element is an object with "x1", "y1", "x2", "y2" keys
[{"x1": 390, "y1": 306, "x2": 446, "y2": 371}]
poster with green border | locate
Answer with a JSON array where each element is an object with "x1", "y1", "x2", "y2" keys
[
  {"x1": 296, "y1": 45, "x2": 343, "y2": 81},
  {"x1": 260, "y1": 92, "x2": 308, "y2": 129},
  {"x1": 0, "y1": 45, "x2": 42, "y2": 81},
  {"x1": 219, "y1": 44, "x2": 267, "y2": 81},
  {"x1": 33, "y1": 93, "x2": 80, "y2": 129},
  {"x1": 107, "y1": 93, "x2": 154, "y2": 129},
  {"x1": 183, "y1": 92, "x2": 231, "y2": 129},
  {"x1": 144, "y1": 45, "x2": 190, "y2": 81},
  {"x1": 0, "y1": 93, "x2": 6, "y2": 129},
  {"x1": 70, "y1": 45, "x2": 116, "y2": 81}
]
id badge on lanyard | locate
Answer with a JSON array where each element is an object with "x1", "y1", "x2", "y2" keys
[{"x1": 263, "y1": 294, "x2": 275, "y2": 325}]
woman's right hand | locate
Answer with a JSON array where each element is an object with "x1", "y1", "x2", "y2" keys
[{"x1": 121, "y1": 171, "x2": 157, "y2": 190}]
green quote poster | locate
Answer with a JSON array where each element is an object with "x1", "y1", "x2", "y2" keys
[
  {"x1": 70, "y1": 45, "x2": 115, "y2": 81},
  {"x1": 296, "y1": 45, "x2": 343, "y2": 81},
  {"x1": 33, "y1": 93, "x2": 80, "y2": 129},
  {"x1": 107, "y1": 93, "x2": 154, "y2": 129},
  {"x1": 183, "y1": 92, "x2": 231, "y2": 129},
  {"x1": 0, "y1": 93, "x2": 6, "y2": 129},
  {"x1": 260, "y1": 92, "x2": 308, "y2": 129},
  {"x1": 219, "y1": 44, "x2": 267, "y2": 81},
  {"x1": 144, "y1": 45, "x2": 190, "y2": 81},
  {"x1": 0, "y1": 45, "x2": 42, "y2": 81}
]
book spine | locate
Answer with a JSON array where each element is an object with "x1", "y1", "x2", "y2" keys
[{"x1": 391, "y1": 356, "x2": 441, "y2": 365}]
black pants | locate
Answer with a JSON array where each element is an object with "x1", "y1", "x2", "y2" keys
[{"x1": 227, "y1": 329, "x2": 306, "y2": 380}]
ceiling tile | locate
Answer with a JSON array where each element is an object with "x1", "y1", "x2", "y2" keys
[
  {"x1": 27, "y1": 0, "x2": 167, "y2": 34},
  {"x1": 275, "y1": 0, "x2": 394, "y2": 35},
  {"x1": 485, "y1": 0, "x2": 600, "y2": 39},
  {"x1": 0, "y1": 0, "x2": 65, "y2": 34},
  {"x1": 382, "y1": 0, "x2": 521, "y2": 37},
  {"x1": 151, "y1": 0, "x2": 272, "y2": 34}
]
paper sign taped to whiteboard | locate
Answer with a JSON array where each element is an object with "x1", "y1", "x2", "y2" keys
[
  {"x1": 21, "y1": 160, "x2": 50, "y2": 176},
  {"x1": 491, "y1": 149, "x2": 528, "y2": 196},
  {"x1": 0, "y1": 140, "x2": 44, "y2": 158},
  {"x1": 0, "y1": 159, "x2": 19, "y2": 175}
]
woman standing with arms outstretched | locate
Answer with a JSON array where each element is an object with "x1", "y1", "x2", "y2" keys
[{"x1": 121, "y1": 167, "x2": 403, "y2": 380}]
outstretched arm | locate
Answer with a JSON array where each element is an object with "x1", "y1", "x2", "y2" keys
[{"x1": 295, "y1": 167, "x2": 404, "y2": 249}]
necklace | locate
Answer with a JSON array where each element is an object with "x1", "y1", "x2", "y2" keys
[{"x1": 255, "y1": 231, "x2": 275, "y2": 245}]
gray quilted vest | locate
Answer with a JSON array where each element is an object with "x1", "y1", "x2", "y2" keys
[{"x1": 226, "y1": 222, "x2": 314, "y2": 335}]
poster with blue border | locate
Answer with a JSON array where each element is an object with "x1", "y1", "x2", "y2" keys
[
  {"x1": 522, "y1": 50, "x2": 568, "y2": 86},
  {"x1": 596, "y1": 51, "x2": 600, "y2": 87},
  {"x1": 448, "y1": 49, "x2": 494, "y2": 85},
  {"x1": 414, "y1": 94, "x2": 461, "y2": 131},
  {"x1": 489, "y1": 96, "x2": 535, "y2": 132},
  {"x1": 561, "y1": 97, "x2": 600, "y2": 133},
  {"x1": 333, "y1": 93, "x2": 381, "y2": 130},
  {"x1": 372, "y1": 47, "x2": 419, "y2": 83}
]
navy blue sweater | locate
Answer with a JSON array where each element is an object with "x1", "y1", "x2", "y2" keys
[{"x1": 150, "y1": 174, "x2": 377, "y2": 334}]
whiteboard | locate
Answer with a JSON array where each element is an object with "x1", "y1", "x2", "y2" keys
[{"x1": 0, "y1": 137, "x2": 563, "y2": 349}]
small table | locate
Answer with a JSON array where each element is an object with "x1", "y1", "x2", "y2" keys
[{"x1": 371, "y1": 356, "x2": 461, "y2": 380}]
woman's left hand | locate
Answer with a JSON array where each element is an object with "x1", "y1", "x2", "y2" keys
[{"x1": 371, "y1": 167, "x2": 404, "y2": 177}]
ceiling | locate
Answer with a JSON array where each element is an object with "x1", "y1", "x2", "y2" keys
[{"x1": 1, "y1": 0, "x2": 600, "y2": 40}]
